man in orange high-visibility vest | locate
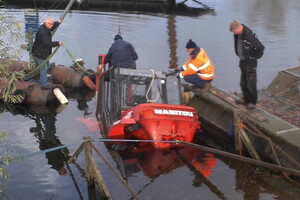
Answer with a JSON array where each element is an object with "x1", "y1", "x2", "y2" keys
[{"x1": 179, "y1": 39, "x2": 214, "y2": 89}]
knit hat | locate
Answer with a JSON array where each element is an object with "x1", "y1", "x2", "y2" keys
[
  {"x1": 114, "y1": 34, "x2": 123, "y2": 41},
  {"x1": 186, "y1": 39, "x2": 197, "y2": 49}
]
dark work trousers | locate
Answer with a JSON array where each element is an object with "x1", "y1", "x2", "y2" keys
[
  {"x1": 239, "y1": 59, "x2": 258, "y2": 105},
  {"x1": 184, "y1": 74, "x2": 212, "y2": 88}
]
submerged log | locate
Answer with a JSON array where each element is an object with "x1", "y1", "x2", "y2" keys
[
  {"x1": 0, "y1": 59, "x2": 96, "y2": 105},
  {"x1": 0, "y1": 78, "x2": 65, "y2": 105},
  {"x1": 50, "y1": 65, "x2": 96, "y2": 90},
  {"x1": 50, "y1": 65, "x2": 83, "y2": 88},
  {"x1": 7, "y1": 60, "x2": 33, "y2": 73}
]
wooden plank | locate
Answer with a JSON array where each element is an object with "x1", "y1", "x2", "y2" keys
[
  {"x1": 182, "y1": 84, "x2": 268, "y2": 122},
  {"x1": 84, "y1": 137, "x2": 95, "y2": 187},
  {"x1": 67, "y1": 143, "x2": 84, "y2": 164},
  {"x1": 83, "y1": 137, "x2": 112, "y2": 199},
  {"x1": 88, "y1": 150, "x2": 112, "y2": 200}
]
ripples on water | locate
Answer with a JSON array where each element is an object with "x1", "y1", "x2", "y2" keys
[{"x1": 1, "y1": 0, "x2": 300, "y2": 199}]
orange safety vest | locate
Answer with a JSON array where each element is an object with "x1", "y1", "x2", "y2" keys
[{"x1": 181, "y1": 48, "x2": 214, "y2": 80}]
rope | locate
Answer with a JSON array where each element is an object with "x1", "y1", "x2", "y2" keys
[
  {"x1": 90, "y1": 143, "x2": 140, "y2": 200},
  {"x1": 145, "y1": 69, "x2": 161, "y2": 103},
  {"x1": 66, "y1": 162, "x2": 84, "y2": 200},
  {"x1": 48, "y1": 0, "x2": 65, "y2": 12},
  {"x1": 25, "y1": 44, "x2": 97, "y2": 82},
  {"x1": 3, "y1": 136, "x2": 300, "y2": 186},
  {"x1": 177, "y1": 140, "x2": 300, "y2": 178},
  {"x1": 92, "y1": 138, "x2": 300, "y2": 178},
  {"x1": 237, "y1": 117, "x2": 300, "y2": 183},
  {"x1": 0, "y1": 139, "x2": 89, "y2": 165},
  {"x1": 38, "y1": 0, "x2": 64, "y2": 20},
  {"x1": 238, "y1": 115, "x2": 300, "y2": 168},
  {"x1": 24, "y1": 45, "x2": 60, "y2": 81},
  {"x1": 118, "y1": 0, "x2": 122, "y2": 34},
  {"x1": 64, "y1": 46, "x2": 98, "y2": 76}
]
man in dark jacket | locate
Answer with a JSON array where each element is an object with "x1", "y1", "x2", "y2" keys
[
  {"x1": 230, "y1": 21, "x2": 265, "y2": 110},
  {"x1": 32, "y1": 17, "x2": 63, "y2": 89},
  {"x1": 104, "y1": 34, "x2": 138, "y2": 69}
]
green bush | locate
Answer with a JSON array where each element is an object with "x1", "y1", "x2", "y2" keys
[{"x1": 0, "y1": 12, "x2": 26, "y2": 103}]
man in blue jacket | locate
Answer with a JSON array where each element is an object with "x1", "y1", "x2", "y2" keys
[
  {"x1": 32, "y1": 17, "x2": 63, "y2": 89},
  {"x1": 104, "y1": 34, "x2": 138, "y2": 69}
]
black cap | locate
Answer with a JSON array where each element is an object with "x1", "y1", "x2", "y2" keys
[
  {"x1": 186, "y1": 39, "x2": 197, "y2": 49},
  {"x1": 114, "y1": 34, "x2": 123, "y2": 41}
]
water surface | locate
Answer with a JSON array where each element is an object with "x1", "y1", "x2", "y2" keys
[{"x1": 1, "y1": 0, "x2": 300, "y2": 199}]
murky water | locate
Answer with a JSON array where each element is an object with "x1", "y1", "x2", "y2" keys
[{"x1": 1, "y1": 0, "x2": 300, "y2": 199}]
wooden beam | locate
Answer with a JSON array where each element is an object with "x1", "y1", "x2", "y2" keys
[
  {"x1": 234, "y1": 111, "x2": 261, "y2": 160},
  {"x1": 83, "y1": 137, "x2": 112, "y2": 199}
]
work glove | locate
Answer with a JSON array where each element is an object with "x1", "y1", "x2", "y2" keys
[{"x1": 177, "y1": 72, "x2": 183, "y2": 78}]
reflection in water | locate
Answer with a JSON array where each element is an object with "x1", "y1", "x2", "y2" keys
[
  {"x1": 251, "y1": 0, "x2": 286, "y2": 36},
  {"x1": 66, "y1": 89, "x2": 95, "y2": 118},
  {"x1": 3, "y1": 1, "x2": 300, "y2": 198},
  {"x1": 199, "y1": 132, "x2": 300, "y2": 200},
  {"x1": 167, "y1": 14, "x2": 178, "y2": 69},
  {"x1": 8, "y1": 104, "x2": 71, "y2": 176},
  {"x1": 77, "y1": 98, "x2": 92, "y2": 118},
  {"x1": 107, "y1": 143, "x2": 222, "y2": 197},
  {"x1": 30, "y1": 111, "x2": 70, "y2": 176},
  {"x1": 5, "y1": 88, "x2": 96, "y2": 176},
  {"x1": 234, "y1": 160, "x2": 300, "y2": 200}
]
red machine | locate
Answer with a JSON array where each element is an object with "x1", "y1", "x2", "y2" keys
[
  {"x1": 108, "y1": 103, "x2": 200, "y2": 148},
  {"x1": 96, "y1": 65, "x2": 201, "y2": 148}
]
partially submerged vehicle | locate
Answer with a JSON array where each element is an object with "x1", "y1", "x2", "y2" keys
[{"x1": 95, "y1": 65, "x2": 201, "y2": 149}]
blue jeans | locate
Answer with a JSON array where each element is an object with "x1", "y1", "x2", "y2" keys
[
  {"x1": 34, "y1": 57, "x2": 50, "y2": 87},
  {"x1": 184, "y1": 74, "x2": 211, "y2": 88}
]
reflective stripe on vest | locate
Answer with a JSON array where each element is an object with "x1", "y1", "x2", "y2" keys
[
  {"x1": 188, "y1": 60, "x2": 211, "y2": 72},
  {"x1": 188, "y1": 63, "x2": 199, "y2": 72},
  {"x1": 198, "y1": 73, "x2": 214, "y2": 78},
  {"x1": 198, "y1": 60, "x2": 210, "y2": 70}
]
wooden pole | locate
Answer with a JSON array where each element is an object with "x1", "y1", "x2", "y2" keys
[
  {"x1": 84, "y1": 137, "x2": 95, "y2": 187},
  {"x1": 67, "y1": 143, "x2": 84, "y2": 164},
  {"x1": 52, "y1": 0, "x2": 78, "y2": 36},
  {"x1": 83, "y1": 137, "x2": 112, "y2": 199}
]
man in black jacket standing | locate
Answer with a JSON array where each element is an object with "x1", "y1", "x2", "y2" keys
[
  {"x1": 230, "y1": 21, "x2": 265, "y2": 110},
  {"x1": 32, "y1": 17, "x2": 63, "y2": 89}
]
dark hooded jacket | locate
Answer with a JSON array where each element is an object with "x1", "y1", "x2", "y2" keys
[
  {"x1": 104, "y1": 39, "x2": 138, "y2": 69},
  {"x1": 32, "y1": 22, "x2": 60, "y2": 60},
  {"x1": 233, "y1": 24, "x2": 265, "y2": 60}
]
